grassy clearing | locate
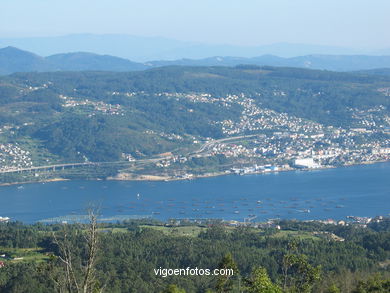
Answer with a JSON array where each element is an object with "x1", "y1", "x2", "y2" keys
[
  {"x1": 97, "y1": 227, "x2": 129, "y2": 233},
  {"x1": 140, "y1": 225, "x2": 207, "y2": 237},
  {"x1": 269, "y1": 230, "x2": 320, "y2": 240},
  {"x1": 0, "y1": 247, "x2": 50, "y2": 263},
  {"x1": 139, "y1": 225, "x2": 320, "y2": 239}
]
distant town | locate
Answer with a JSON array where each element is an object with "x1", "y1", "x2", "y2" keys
[{"x1": 1, "y1": 91, "x2": 389, "y2": 183}]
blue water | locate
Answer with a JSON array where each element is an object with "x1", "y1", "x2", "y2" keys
[{"x1": 0, "y1": 163, "x2": 389, "y2": 223}]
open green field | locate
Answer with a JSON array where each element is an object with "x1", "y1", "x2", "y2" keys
[
  {"x1": 140, "y1": 224, "x2": 322, "y2": 240},
  {"x1": 97, "y1": 227, "x2": 129, "y2": 233},
  {"x1": 0, "y1": 247, "x2": 50, "y2": 263},
  {"x1": 269, "y1": 230, "x2": 321, "y2": 240},
  {"x1": 140, "y1": 225, "x2": 207, "y2": 237}
]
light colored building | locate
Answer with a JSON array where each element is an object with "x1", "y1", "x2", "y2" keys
[{"x1": 294, "y1": 158, "x2": 320, "y2": 168}]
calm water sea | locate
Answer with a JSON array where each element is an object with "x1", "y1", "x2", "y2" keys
[{"x1": 0, "y1": 162, "x2": 389, "y2": 223}]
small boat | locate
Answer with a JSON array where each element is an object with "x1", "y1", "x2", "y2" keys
[
  {"x1": 234, "y1": 211, "x2": 240, "y2": 214},
  {"x1": 0, "y1": 216, "x2": 10, "y2": 222},
  {"x1": 17, "y1": 186, "x2": 24, "y2": 190}
]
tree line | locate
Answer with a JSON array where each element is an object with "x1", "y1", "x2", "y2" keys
[{"x1": 0, "y1": 218, "x2": 389, "y2": 292}]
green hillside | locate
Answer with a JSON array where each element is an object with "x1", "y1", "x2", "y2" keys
[{"x1": 0, "y1": 66, "x2": 389, "y2": 183}]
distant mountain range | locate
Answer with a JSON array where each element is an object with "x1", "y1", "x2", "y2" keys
[
  {"x1": 147, "y1": 55, "x2": 390, "y2": 72},
  {"x1": 1, "y1": 34, "x2": 390, "y2": 61},
  {"x1": 1, "y1": 46, "x2": 390, "y2": 75}
]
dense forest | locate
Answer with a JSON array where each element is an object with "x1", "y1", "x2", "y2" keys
[{"x1": 0, "y1": 219, "x2": 389, "y2": 292}]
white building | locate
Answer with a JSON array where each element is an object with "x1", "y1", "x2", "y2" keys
[{"x1": 294, "y1": 158, "x2": 320, "y2": 168}]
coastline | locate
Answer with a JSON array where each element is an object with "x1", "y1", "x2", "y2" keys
[
  {"x1": 0, "y1": 178, "x2": 69, "y2": 187},
  {"x1": 0, "y1": 159, "x2": 388, "y2": 187},
  {"x1": 1, "y1": 160, "x2": 389, "y2": 224},
  {"x1": 108, "y1": 159, "x2": 388, "y2": 182}
]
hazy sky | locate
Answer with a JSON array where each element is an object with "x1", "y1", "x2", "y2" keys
[{"x1": 1, "y1": 0, "x2": 390, "y2": 48}]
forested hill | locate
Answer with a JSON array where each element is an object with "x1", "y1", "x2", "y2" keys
[
  {"x1": 5, "y1": 64, "x2": 390, "y2": 94},
  {"x1": 4, "y1": 65, "x2": 390, "y2": 117},
  {"x1": 148, "y1": 54, "x2": 390, "y2": 72},
  {"x1": 0, "y1": 65, "x2": 389, "y2": 164},
  {"x1": 354, "y1": 68, "x2": 390, "y2": 76},
  {"x1": 2, "y1": 46, "x2": 390, "y2": 74},
  {"x1": 0, "y1": 47, "x2": 148, "y2": 75}
]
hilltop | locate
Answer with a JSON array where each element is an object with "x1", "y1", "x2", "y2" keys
[{"x1": 0, "y1": 47, "x2": 147, "y2": 74}]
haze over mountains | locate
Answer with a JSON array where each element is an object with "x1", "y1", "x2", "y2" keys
[
  {"x1": 1, "y1": 46, "x2": 390, "y2": 75},
  {"x1": 1, "y1": 34, "x2": 390, "y2": 61}
]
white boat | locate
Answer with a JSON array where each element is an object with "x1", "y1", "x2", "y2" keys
[{"x1": 0, "y1": 216, "x2": 10, "y2": 222}]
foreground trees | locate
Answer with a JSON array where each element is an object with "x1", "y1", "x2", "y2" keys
[
  {"x1": 0, "y1": 220, "x2": 389, "y2": 292},
  {"x1": 245, "y1": 267, "x2": 282, "y2": 293},
  {"x1": 215, "y1": 253, "x2": 239, "y2": 293},
  {"x1": 49, "y1": 211, "x2": 103, "y2": 293},
  {"x1": 281, "y1": 241, "x2": 321, "y2": 293},
  {"x1": 352, "y1": 274, "x2": 390, "y2": 293}
]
